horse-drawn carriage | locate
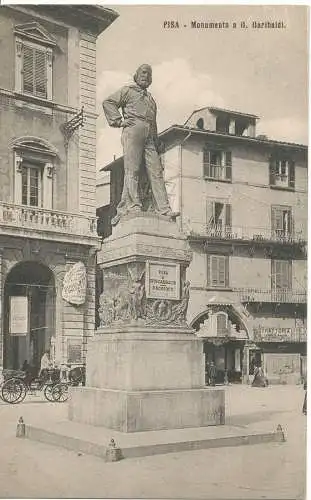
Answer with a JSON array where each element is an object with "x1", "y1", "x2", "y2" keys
[{"x1": 0, "y1": 365, "x2": 85, "y2": 404}]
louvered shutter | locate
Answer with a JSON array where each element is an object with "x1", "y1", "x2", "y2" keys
[
  {"x1": 35, "y1": 49, "x2": 47, "y2": 98},
  {"x1": 208, "y1": 255, "x2": 227, "y2": 287},
  {"x1": 271, "y1": 206, "x2": 283, "y2": 232},
  {"x1": 23, "y1": 45, "x2": 34, "y2": 95},
  {"x1": 289, "y1": 161, "x2": 295, "y2": 189},
  {"x1": 203, "y1": 148, "x2": 210, "y2": 177},
  {"x1": 210, "y1": 256, "x2": 219, "y2": 286},
  {"x1": 225, "y1": 257, "x2": 229, "y2": 287},
  {"x1": 225, "y1": 152, "x2": 232, "y2": 180},
  {"x1": 225, "y1": 204, "x2": 232, "y2": 228},
  {"x1": 218, "y1": 256, "x2": 226, "y2": 287},
  {"x1": 206, "y1": 200, "x2": 215, "y2": 226}
]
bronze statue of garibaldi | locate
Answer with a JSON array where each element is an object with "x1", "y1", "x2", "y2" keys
[{"x1": 102, "y1": 64, "x2": 180, "y2": 226}]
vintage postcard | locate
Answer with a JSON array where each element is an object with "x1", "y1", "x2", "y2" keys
[{"x1": 0, "y1": 3, "x2": 308, "y2": 499}]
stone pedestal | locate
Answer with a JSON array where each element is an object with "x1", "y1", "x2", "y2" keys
[{"x1": 69, "y1": 215, "x2": 225, "y2": 432}]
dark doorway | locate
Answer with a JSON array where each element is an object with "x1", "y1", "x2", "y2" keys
[{"x1": 3, "y1": 261, "x2": 55, "y2": 374}]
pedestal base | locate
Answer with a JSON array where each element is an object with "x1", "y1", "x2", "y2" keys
[{"x1": 69, "y1": 386, "x2": 225, "y2": 433}]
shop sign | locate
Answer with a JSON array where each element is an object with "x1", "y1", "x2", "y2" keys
[{"x1": 9, "y1": 296, "x2": 28, "y2": 335}]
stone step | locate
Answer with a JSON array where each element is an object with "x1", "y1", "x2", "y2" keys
[{"x1": 20, "y1": 420, "x2": 286, "y2": 461}]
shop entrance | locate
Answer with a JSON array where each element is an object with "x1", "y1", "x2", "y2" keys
[{"x1": 3, "y1": 261, "x2": 55, "y2": 374}]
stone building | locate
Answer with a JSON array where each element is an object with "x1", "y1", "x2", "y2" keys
[
  {"x1": 0, "y1": 5, "x2": 118, "y2": 373},
  {"x1": 98, "y1": 106, "x2": 307, "y2": 384}
]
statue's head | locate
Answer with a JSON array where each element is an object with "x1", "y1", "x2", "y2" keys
[{"x1": 134, "y1": 64, "x2": 152, "y2": 89}]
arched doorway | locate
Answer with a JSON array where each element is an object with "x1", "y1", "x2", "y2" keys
[
  {"x1": 193, "y1": 304, "x2": 253, "y2": 384},
  {"x1": 3, "y1": 261, "x2": 55, "y2": 373}
]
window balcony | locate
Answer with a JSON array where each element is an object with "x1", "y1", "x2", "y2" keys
[
  {"x1": 187, "y1": 222, "x2": 305, "y2": 245},
  {"x1": 0, "y1": 202, "x2": 98, "y2": 245},
  {"x1": 234, "y1": 287, "x2": 307, "y2": 304},
  {"x1": 253, "y1": 326, "x2": 307, "y2": 343}
]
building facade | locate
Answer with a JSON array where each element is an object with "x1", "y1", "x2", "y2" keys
[
  {"x1": 99, "y1": 106, "x2": 307, "y2": 384},
  {"x1": 0, "y1": 5, "x2": 118, "y2": 373}
]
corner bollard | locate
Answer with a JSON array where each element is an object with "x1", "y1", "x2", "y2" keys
[
  {"x1": 105, "y1": 439, "x2": 123, "y2": 462},
  {"x1": 276, "y1": 424, "x2": 286, "y2": 442},
  {"x1": 16, "y1": 417, "x2": 25, "y2": 438}
]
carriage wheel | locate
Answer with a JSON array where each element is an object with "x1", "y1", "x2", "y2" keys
[
  {"x1": 52, "y1": 383, "x2": 69, "y2": 403},
  {"x1": 1, "y1": 378, "x2": 26, "y2": 404},
  {"x1": 43, "y1": 384, "x2": 55, "y2": 402}
]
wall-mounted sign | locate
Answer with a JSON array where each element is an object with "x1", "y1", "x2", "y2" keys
[
  {"x1": 9, "y1": 296, "x2": 28, "y2": 335},
  {"x1": 67, "y1": 338, "x2": 82, "y2": 364},
  {"x1": 145, "y1": 261, "x2": 180, "y2": 300}
]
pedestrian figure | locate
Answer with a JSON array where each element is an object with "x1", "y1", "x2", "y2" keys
[
  {"x1": 252, "y1": 365, "x2": 268, "y2": 387},
  {"x1": 303, "y1": 379, "x2": 307, "y2": 415},
  {"x1": 209, "y1": 361, "x2": 217, "y2": 386},
  {"x1": 39, "y1": 350, "x2": 52, "y2": 379}
]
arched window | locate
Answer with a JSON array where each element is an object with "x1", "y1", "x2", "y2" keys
[{"x1": 12, "y1": 137, "x2": 58, "y2": 209}]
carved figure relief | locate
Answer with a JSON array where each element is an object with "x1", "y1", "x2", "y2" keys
[
  {"x1": 97, "y1": 263, "x2": 191, "y2": 329},
  {"x1": 62, "y1": 262, "x2": 87, "y2": 305}
]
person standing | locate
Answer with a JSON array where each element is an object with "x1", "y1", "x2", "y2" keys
[
  {"x1": 303, "y1": 379, "x2": 307, "y2": 415},
  {"x1": 209, "y1": 361, "x2": 217, "y2": 386},
  {"x1": 39, "y1": 350, "x2": 52, "y2": 379}
]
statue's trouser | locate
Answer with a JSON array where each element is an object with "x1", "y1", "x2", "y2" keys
[{"x1": 118, "y1": 121, "x2": 171, "y2": 217}]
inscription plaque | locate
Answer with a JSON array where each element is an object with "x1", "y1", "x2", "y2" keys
[{"x1": 146, "y1": 261, "x2": 180, "y2": 300}]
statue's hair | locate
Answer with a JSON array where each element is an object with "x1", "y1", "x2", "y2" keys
[{"x1": 133, "y1": 64, "x2": 152, "y2": 83}]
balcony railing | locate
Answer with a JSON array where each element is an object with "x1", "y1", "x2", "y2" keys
[
  {"x1": 253, "y1": 326, "x2": 307, "y2": 343},
  {"x1": 235, "y1": 287, "x2": 307, "y2": 304},
  {"x1": 0, "y1": 202, "x2": 97, "y2": 238},
  {"x1": 187, "y1": 222, "x2": 305, "y2": 245}
]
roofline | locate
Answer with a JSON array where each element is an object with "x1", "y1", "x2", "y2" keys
[
  {"x1": 160, "y1": 125, "x2": 308, "y2": 149},
  {"x1": 185, "y1": 107, "x2": 259, "y2": 126},
  {"x1": 208, "y1": 107, "x2": 259, "y2": 119},
  {"x1": 100, "y1": 124, "x2": 307, "y2": 171}
]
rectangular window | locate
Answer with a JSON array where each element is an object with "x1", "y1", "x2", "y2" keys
[
  {"x1": 208, "y1": 255, "x2": 229, "y2": 288},
  {"x1": 271, "y1": 260, "x2": 292, "y2": 289},
  {"x1": 203, "y1": 148, "x2": 232, "y2": 181},
  {"x1": 269, "y1": 157, "x2": 295, "y2": 189},
  {"x1": 207, "y1": 201, "x2": 232, "y2": 237},
  {"x1": 22, "y1": 45, "x2": 47, "y2": 99},
  {"x1": 21, "y1": 163, "x2": 42, "y2": 207},
  {"x1": 271, "y1": 205, "x2": 292, "y2": 240}
]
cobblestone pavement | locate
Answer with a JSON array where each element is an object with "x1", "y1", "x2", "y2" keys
[{"x1": 0, "y1": 384, "x2": 306, "y2": 499}]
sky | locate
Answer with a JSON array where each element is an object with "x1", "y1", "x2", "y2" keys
[{"x1": 96, "y1": 5, "x2": 308, "y2": 171}]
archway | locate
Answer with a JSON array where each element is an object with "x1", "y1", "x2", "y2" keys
[
  {"x1": 192, "y1": 304, "x2": 252, "y2": 384},
  {"x1": 3, "y1": 261, "x2": 55, "y2": 373}
]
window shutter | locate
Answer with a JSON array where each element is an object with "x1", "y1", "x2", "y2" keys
[
  {"x1": 271, "y1": 206, "x2": 283, "y2": 231},
  {"x1": 225, "y1": 204, "x2": 232, "y2": 227},
  {"x1": 225, "y1": 152, "x2": 232, "y2": 180},
  {"x1": 206, "y1": 200, "x2": 215, "y2": 225},
  {"x1": 23, "y1": 45, "x2": 34, "y2": 94},
  {"x1": 203, "y1": 148, "x2": 210, "y2": 177},
  {"x1": 287, "y1": 261, "x2": 292, "y2": 289},
  {"x1": 218, "y1": 256, "x2": 226, "y2": 287},
  {"x1": 225, "y1": 256, "x2": 229, "y2": 287},
  {"x1": 269, "y1": 157, "x2": 276, "y2": 185},
  {"x1": 211, "y1": 256, "x2": 219, "y2": 286},
  {"x1": 289, "y1": 161, "x2": 295, "y2": 188},
  {"x1": 35, "y1": 49, "x2": 47, "y2": 98}
]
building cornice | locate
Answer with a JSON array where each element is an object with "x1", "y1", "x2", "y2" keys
[{"x1": 5, "y1": 5, "x2": 119, "y2": 36}]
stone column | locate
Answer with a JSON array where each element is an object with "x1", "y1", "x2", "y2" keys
[{"x1": 242, "y1": 342, "x2": 250, "y2": 384}]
